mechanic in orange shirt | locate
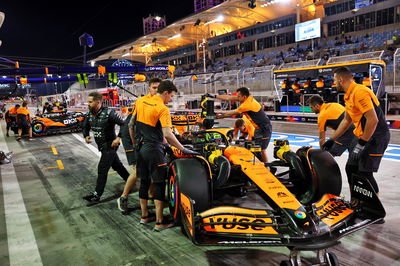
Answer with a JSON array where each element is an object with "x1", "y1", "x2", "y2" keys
[
  {"x1": 117, "y1": 77, "x2": 162, "y2": 214},
  {"x1": 308, "y1": 95, "x2": 354, "y2": 156},
  {"x1": 233, "y1": 116, "x2": 255, "y2": 141},
  {"x1": 5, "y1": 104, "x2": 20, "y2": 137},
  {"x1": 323, "y1": 67, "x2": 390, "y2": 211},
  {"x1": 16, "y1": 102, "x2": 33, "y2": 141},
  {"x1": 209, "y1": 87, "x2": 272, "y2": 162}
]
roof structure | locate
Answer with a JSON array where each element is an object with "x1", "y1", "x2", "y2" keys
[{"x1": 94, "y1": 0, "x2": 300, "y2": 63}]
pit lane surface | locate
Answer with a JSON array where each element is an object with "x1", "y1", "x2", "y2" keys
[{"x1": 0, "y1": 120, "x2": 399, "y2": 266}]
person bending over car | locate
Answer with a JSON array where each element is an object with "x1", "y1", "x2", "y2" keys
[
  {"x1": 130, "y1": 80, "x2": 198, "y2": 231},
  {"x1": 117, "y1": 77, "x2": 162, "y2": 213},
  {"x1": 323, "y1": 67, "x2": 390, "y2": 222},
  {"x1": 82, "y1": 92, "x2": 130, "y2": 204},
  {"x1": 307, "y1": 95, "x2": 354, "y2": 156},
  {"x1": 233, "y1": 116, "x2": 255, "y2": 141},
  {"x1": 208, "y1": 87, "x2": 272, "y2": 162}
]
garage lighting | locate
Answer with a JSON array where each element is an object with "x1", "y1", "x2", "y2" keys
[
  {"x1": 90, "y1": 60, "x2": 95, "y2": 66},
  {"x1": 168, "y1": 34, "x2": 181, "y2": 40}
]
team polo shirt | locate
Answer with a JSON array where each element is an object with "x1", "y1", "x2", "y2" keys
[
  {"x1": 133, "y1": 95, "x2": 172, "y2": 143},
  {"x1": 16, "y1": 107, "x2": 30, "y2": 120},
  {"x1": 234, "y1": 116, "x2": 255, "y2": 140},
  {"x1": 8, "y1": 107, "x2": 18, "y2": 114},
  {"x1": 344, "y1": 81, "x2": 387, "y2": 138},
  {"x1": 236, "y1": 95, "x2": 270, "y2": 131},
  {"x1": 317, "y1": 103, "x2": 346, "y2": 133}
]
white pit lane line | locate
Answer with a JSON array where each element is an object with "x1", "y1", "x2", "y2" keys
[
  {"x1": 72, "y1": 133, "x2": 101, "y2": 157},
  {"x1": 0, "y1": 125, "x2": 43, "y2": 265}
]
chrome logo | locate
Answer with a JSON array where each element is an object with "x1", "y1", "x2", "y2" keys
[{"x1": 294, "y1": 210, "x2": 306, "y2": 219}]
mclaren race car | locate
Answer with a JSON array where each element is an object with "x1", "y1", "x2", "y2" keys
[
  {"x1": 31, "y1": 110, "x2": 85, "y2": 136},
  {"x1": 166, "y1": 97, "x2": 385, "y2": 266}
]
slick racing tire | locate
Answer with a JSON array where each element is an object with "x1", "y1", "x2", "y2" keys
[
  {"x1": 168, "y1": 158, "x2": 211, "y2": 226},
  {"x1": 32, "y1": 121, "x2": 46, "y2": 136},
  {"x1": 296, "y1": 148, "x2": 342, "y2": 204}
]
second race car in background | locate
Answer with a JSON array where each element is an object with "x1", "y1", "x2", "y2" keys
[{"x1": 32, "y1": 110, "x2": 85, "y2": 136}]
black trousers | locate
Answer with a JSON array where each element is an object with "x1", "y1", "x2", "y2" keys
[{"x1": 95, "y1": 148, "x2": 129, "y2": 196}]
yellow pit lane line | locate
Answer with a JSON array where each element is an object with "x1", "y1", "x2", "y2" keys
[
  {"x1": 51, "y1": 145, "x2": 58, "y2": 155},
  {"x1": 42, "y1": 160, "x2": 64, "y2": 170}
]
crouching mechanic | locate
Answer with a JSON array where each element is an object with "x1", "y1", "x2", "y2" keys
[
  {"x1": 82, "y1": 92, "x2": 130, "y2": 203},
  {"x1": 208, "y1": 87, "x2": 272, "y2": 162},
  {"x1": 307, "y1": 95, "x2": 354, "y2": 156},
  {"x1": 233, "y1": 116, "x2": 255, "y2": 141},
  {"x1": 131, "y1": 80, "x2": 198, "y2": 231},
  {"x1": 323, "y1": 67, "x2": 390, "y2": 217},
  {"x1": 117, "y1": 77, "x2": 161, "y2": 213}
]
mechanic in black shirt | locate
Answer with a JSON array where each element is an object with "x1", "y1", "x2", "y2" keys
[{"x1": 82, "y1": 92, "x2": 130, "y2": 203}]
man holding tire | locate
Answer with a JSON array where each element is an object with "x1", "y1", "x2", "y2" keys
[
  {"x1": 323, "y1": 67, "x2": 390, "y2": 216},
  {"x1": 209, "y1": 87, "x2": 272, "y2": 162},
  {"x1": 130, "y1": 80, "x2": 197, "y2": 231}
]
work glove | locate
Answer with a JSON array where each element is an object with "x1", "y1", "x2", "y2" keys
[
  {"x1": 205, "y1": 93, "x2": 216, "y2": 99},
  {"x1": 322, "y1": 138, "x2": 335, "y2": 151},
  {"x1": 182, "y1": 148, "x2": 200, "y2": 156},
  {"x1": 349, "y1": 139, "x2": 367, "y2": 161}
]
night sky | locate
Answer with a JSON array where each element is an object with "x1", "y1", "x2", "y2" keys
[{"x1": 0, "y1": 0, "x2": 194, "y2": 67}]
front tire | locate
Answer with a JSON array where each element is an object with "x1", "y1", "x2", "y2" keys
[
  {"x1": 168, "y1": 158, "x2": 211, "y2": 225},
  {"x1": 32, "y1": 121, "x2": 46, "y2": 136}
]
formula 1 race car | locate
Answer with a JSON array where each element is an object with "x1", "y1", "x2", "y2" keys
[
  {"x1": 31, "y1": 110, "x2": 85, "y2": 136},
  {"x1": 166, "y1": 98, "x2": 385, "y2": 266}
]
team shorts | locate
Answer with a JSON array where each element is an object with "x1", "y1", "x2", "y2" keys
[
  {"x1": 347, "y1": 131, "x2": 390, "y2": 172},
  {"x1": 136, "y1": 143, "x2": 167, "y2": 183},
  {"x1": 254, "y1": 124, "x2": 272, "y2": 150}
]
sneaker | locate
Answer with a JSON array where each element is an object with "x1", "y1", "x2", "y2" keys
[
  {"x1": 16, "y1": 137, "x2": 21, "y2": 141},
  {"x1": 140, "y1": 214, "x2": 156, "y2": 224},
  {"x1": 83, "y1": 192, "x2": 100, "y2": 203},
  {"x1": 117, "y1": 197, "x2": 128, "y2": 213},
  {"x1": 6, "y1": 133, "x2": 9, "y2": 137},
  {"x1": 154, "y1": 220, "x2": 175, "y2": 232},
  {"x1": 28, "y1": 138, "x2": 35, "y2": 141}
]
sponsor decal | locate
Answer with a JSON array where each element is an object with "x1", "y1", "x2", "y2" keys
[
  {"x1": 63, "y1": 118, "x2": 77, "y2": 125},
  {"x1": 316, "y1": 198, "x2": 353, "y2": 226},
  {"x1": 318, "y1": 68, "x2": 332, "y2": 73},
  {"x1": 268, "y1": 186, "x2": 283, "y2": 190},
  {"x1": 339, "y1": 219, "x2": 371, "y2": 234},
  {"x1": 277, "y1": 192, "x2": 288, "y2": 198},
  {"x1": 282, "y1": 200, "x2": 295, "y2": 204},
  {"x1": 353, "y1": 185, "x2": 373, "y2": 198},
  {"x1": 294, "y1": 210, "x2": 306, "y2": 219},
  {"x1": 93, "y1": 131, "x2": 102, "y2": 138},
  {"x1": 217, "y1": 240, "x2": 281, "y2": 245},
  {"x1": 207, "y1": 217, "x2": 268, "y2": 230}
]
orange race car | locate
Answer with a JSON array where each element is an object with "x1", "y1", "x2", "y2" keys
[
  {"x1": 165, "y1": 98, "x2": 385, "y2": 266},
  {"x1": 31, "y1": 110, "x2": 85, "y2": 136}
]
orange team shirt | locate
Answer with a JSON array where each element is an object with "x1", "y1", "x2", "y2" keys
[
  {"x1": 344, "y1": 81, "x2": 380, "y2": 138},
  {"x1": 236, "y1": 95, "x2": 270, "y2": 130},
  {"x1": 133, "y1": 94, "x2": 172, "y2": 143},
  {"x1": 234, "y1": 116, "x2": 255, "y2": 140},
  {"x1": 317, "y1": 103, "x2": 345, "y2": 132},
  {"x1": 8, "y1": 107, "x2": 18, "y2": 114}
]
